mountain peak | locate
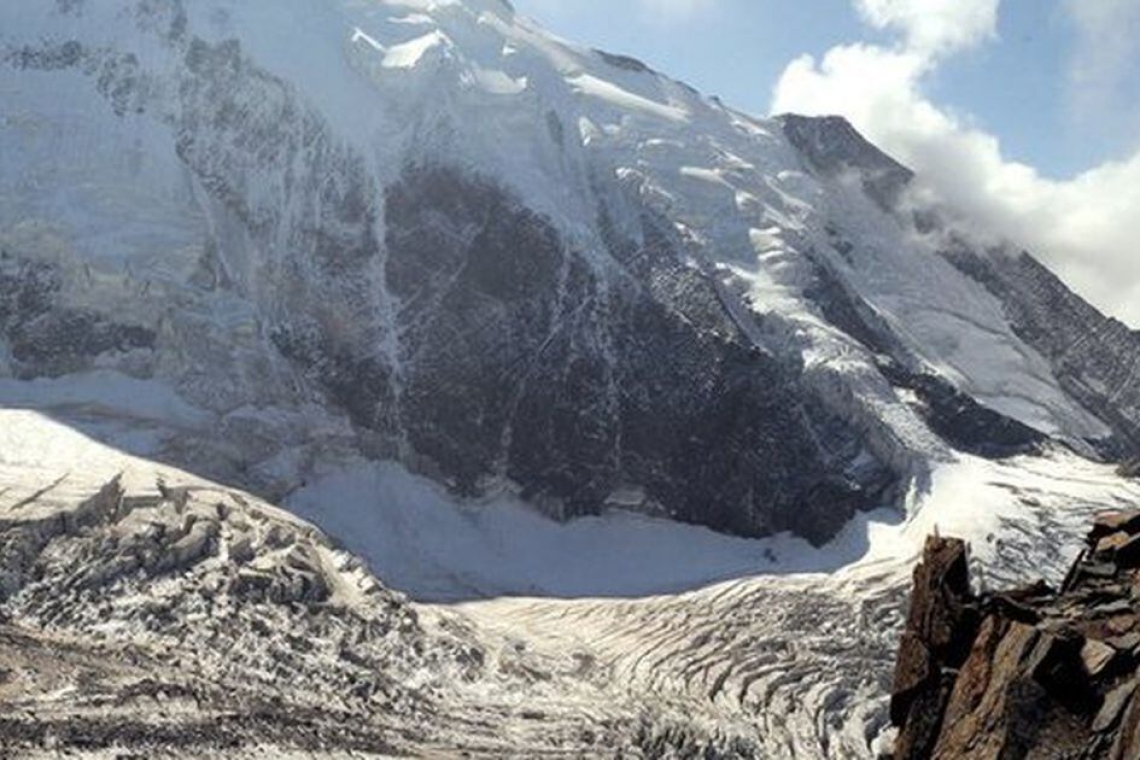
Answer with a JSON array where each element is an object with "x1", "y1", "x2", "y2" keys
[{"x1": 779, "y1": 112, "x2": 914, "y2": 206}]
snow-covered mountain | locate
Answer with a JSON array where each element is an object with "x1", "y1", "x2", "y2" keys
[
  {"x1": 2, "y1": 1, "x2": 1140, "y2": 757},
  {"x1": 3, "y1": 0, "x2": 1139, "y2": 540}
]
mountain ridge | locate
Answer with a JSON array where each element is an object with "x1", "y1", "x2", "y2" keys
[{"x1": 4, "y1": 0, "x2": 1133, "y2": 547}]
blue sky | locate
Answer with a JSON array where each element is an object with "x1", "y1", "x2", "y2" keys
[
  {"x1": 515, "y1": 0, "x2": 1136, "y2": 178},
  {"x1": 515, "y1": 0, "x2": 1140, "y2": 326}
]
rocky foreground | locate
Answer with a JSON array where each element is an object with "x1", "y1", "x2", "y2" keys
[{"x1": 892, "y1": 514, "x2": 1140, "y2": 759}]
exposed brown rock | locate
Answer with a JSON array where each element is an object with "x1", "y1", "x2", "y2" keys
[
  {"x1": 1091, "y1": 510, "x2": 1140, "y2": 542},
  {"x1": 1108, "y1": 685, "x2": 1140, "y2": 759},
  {"x1": 1109, "y1": 632, "x2": 1140, "y2": 652},
  {"x1": 1093, "y1": 678, "x2": 1135, "y2": 733},
  {"x1": 1083, "y1": 639, "x2": 1119, "y2": 677},
  {"x1": 1096, "y1": 531, "x2": 1133, "y2": 557},
  {"x1": 892, "y1": 510, "x2": 1140, "y2": 759},
  {"x1": 890, "y1": 536, "x2": 981, "y2": 758}
]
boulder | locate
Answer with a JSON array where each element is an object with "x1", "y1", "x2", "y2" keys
[{"x1": 1082, "y1": 639, "x2": 1119, "y2": 677}]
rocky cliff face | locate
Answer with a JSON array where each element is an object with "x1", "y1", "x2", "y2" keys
[
  {"x1": 940, "y1": 243, "x2": 1140, "y2": 455},
  {"x1": 892, "y1": 516, "x2": 1140, "y2": 759}
]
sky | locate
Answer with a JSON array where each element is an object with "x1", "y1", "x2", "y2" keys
[{"x1": 513, "y1": 0, "x2": 1140, "y2": 327}]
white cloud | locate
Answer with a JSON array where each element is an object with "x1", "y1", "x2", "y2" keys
[
  {"x1": 855, "y1": 0, "x2": 999, "y2": 57},
  {"x1": 772, "y1": 0, "x2": 1140, "y2": 327}
]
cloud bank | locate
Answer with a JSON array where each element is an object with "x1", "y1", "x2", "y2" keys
[{"x1": 772, "y1": 0, "x2": 1140, "y2": 327}]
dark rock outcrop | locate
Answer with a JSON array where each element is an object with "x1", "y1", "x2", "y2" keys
[
  {"x1": 372, "y1": 165, "x2": 897, "y2": 545},
  {"x1": 0, "y1": 254, "x2": 156, "y2": 378},
  {"x1": 780, "y1": 113, "x2": 914, "y2": 210},
  {"x1": 940, "y1": 244, "x2": 1140, "y2": 456},
  {"x1": 879, "y1": 363, "x2": 1046, "y2": 459},
  {"x1": 892, "y1": 513, "x2": 1140, "y2": 759},
  {"x1": 1118, "y1": 458, "x2": 1140, "y2": 479}
]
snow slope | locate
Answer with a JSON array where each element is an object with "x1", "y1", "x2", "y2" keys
[{"x1": 286, "y1": 457, "x2": 900, "y2": 601}]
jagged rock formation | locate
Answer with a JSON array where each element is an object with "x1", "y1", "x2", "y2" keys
[
  {"x1": 890, "y1": 536, "x2": 981, "y2": 759},
  {"x1": 892, "y1": 515, "x2": 1140, "y2": 759}
]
